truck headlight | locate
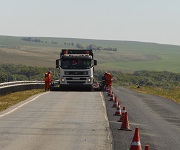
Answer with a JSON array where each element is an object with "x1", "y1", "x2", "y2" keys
[
  {"x1": 87, "y1": 78, "x2": 92, "y2": 83},
  {"x1": 61, "y1": 78, "x2": 65, "y2": 82}
]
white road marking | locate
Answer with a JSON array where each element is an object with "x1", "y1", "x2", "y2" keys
[
  {"x1": 100, "y1": 92, "x2": 108, "y2": 121},
  {"x1": 0, "y1": 92, "x2": 47, "y2": 118},
  {"x1": 100, "y1": 92, "x2": 112, "y2": 143}
]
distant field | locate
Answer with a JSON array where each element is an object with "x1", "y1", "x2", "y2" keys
[{"x1": 0, "y1": 35, "x2": 180, "y2": 73}]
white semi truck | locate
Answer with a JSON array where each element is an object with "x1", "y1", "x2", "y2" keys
[{"x1": 55, "y1": 49, "x2": 97, "y2": 90}]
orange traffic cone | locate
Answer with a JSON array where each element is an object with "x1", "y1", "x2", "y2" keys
[
  {"x1": 112, "y1": 97, "x2": 118, "y2": 107},
  {"x1": 130, "y1": 127, "x2": 142, "y2": 150},
  {"x1": 109, "y1": 93, "x2": 114, "y2": 101},
  {"x1": 118, "y1": 112, "x2": 132, "y2": 131},
  {"x1": 108, "y1": 90, "x2": 113, "y2": 96},
  {"x1": 106, "y1": 87, "x2": 109, "y2": 92},
  {"x1": 144, "y1": 145, "x2": 149, "y2": 150},
  {"x1": 117, "y1": 106, "x2": 126, "y2": 122},
  {"x1": 114, "y1": 102, "x2": 122, "y2": 116},
  {"x1": 114, "y1": 96, "x2": 118, "y2": 102}
]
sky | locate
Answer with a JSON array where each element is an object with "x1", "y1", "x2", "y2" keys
[{"x1": 0, "y1": 0, "x2": 180, "y2": 46}]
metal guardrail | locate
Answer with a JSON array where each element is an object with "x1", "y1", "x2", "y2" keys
[
  {"x1": 0, "y1": 81, "x2": 44, "y2": 88},
  {"x1": 0, "y1": 81, "x2": 44, "y2": 96}
]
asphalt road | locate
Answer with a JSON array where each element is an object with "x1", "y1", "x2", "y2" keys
[
  {"x1": 0, "y1": 87, "x2": 179, "y2": 150},
  {"x1": 0, "y1": 91, "x2": 112, "y2": 150},
  {"x1": 104, "y1": 86, "x2": 180, "y2": 150}
]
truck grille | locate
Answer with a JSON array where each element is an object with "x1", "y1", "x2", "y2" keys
[
  {"x1": 67, "y1": 81, "x2": 86, "y2": 84},
  {"x1": 66, "y1": 78, "x2": 86, "y2": 80},
  {"x1": 65, "y1": 71, "x2": 88, "y2": 75}
]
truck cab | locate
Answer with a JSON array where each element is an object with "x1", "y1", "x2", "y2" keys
[{"x1": 56, "y1": 49, "x2": 97, "y2": 90}]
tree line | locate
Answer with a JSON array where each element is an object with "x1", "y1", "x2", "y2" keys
[
  {"x1": 0, "y1": 64, "x2": 58, "y2": 83},
  {"x1": 21, "y1": 37, "x2": 117, "y2": 51},
  {"x1": 22, "y1": 37, "x2": 58, "y2": 44},
  {"x1": 64, "y1": 42, "x2": 117, "y2": 51},
  {"x1": 94, "y1": 70, "x2": 180, "y2": 87},
  {"x1": 0, "y1": 64, "x2": 179, "y2": 87}
]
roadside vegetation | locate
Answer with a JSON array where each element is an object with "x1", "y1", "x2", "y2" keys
[
  {"x1": 0, "y1": 64, "x2": 180, "y2": 103},
  {"x1": 0, "y1": 35, "x2": 179, "y2": 113},
  {"x1": 95, "y1": 70, "x2": 180, "y2": 103},
  {"x1": 129, "y1": 86, "x2": 180, "y2": 103},
  {"x1": 95, "y1": 70, "x2": 180, "y2": 87},
  {"x1": 0, "y1": 64, "x2": 59, "y2": 83},
  {"x1": 0, "y1": 89, "x2": 43, "y2": 112},
  {"x1": 0, "y1": 64, "x2": 179, "y2": 113}
]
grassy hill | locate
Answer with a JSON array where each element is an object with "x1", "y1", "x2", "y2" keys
[{"x1": 0, "y1": 35, "x2": 180, "y2": 73}]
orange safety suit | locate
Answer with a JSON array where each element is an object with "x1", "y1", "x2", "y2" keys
[
  {"x1": 105, "y1": 73, "x2": 113, "y2": 89},
  {"x1": 44, "y1": 72, "x2": 52, "y2": 91}
]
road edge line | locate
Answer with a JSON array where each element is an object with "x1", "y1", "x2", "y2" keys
[
  {"x1": 100, "y1": 92, "x2": 113, "y2": 150},
  {"x1": 0, "y1": 92, "x2": 48, "y2": 118}
]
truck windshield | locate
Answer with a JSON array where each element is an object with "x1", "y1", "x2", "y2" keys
[{"x1": 61, "y1": 58, "x2": 91, "y2": 69}]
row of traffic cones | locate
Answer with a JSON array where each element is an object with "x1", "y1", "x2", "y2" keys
[{"x1": 106, "y1": 88, "x2": 150, "y2": 150}]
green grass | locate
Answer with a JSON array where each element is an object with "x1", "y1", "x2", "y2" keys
[
  {"x1": 0, "y1": 89, "x2": 43, "y2": 112},
  {"x1": 0, "y1": 35, "x2": 180, "y2": 73},
  {"x1": 99, "y1": 57, "x2": 180, "y2": 73},
  {"x1": 129, "y1": 86, "x2": 180, "y2": 103}
]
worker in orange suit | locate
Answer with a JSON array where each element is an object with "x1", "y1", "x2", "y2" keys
[
  {"x1": 105, "y1": 72, "x2": 113, "y2": 90},
  {"x1": 44, "y1": 71, "x2": 52, "y2": 91}
]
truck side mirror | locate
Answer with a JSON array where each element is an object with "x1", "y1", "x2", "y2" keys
[
  {"x1": 94, "y1": 60, "x2": 97, "y2": 66},
  {"x1": 56, "y1": 59, "x2": 60, "y2": 68}
]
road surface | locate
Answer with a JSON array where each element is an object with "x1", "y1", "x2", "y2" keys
[
  {"x1": 0, "y1": 91, "x2": 112, "y2": 150},
  {"x1": 0, "y1": 87, "x2": 179, "y2": 150},
  {"x1": 104, "y1": 86, "x2": 180, "y2": 150}
]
